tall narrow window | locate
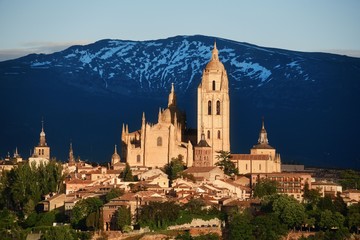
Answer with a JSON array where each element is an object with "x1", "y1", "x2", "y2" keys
[
  {"x1": 212, "y1": 81, "x2": 216, "y2": 91},
  {"x1": 217, "y1": 130, "x2": 221, "y2": 139},
  {"x1": 216, "y1": 101, "x2": 220, "y2": 115},
  {"x1": 207, "y1": 130, "x2": 210, "y2": 139},
  {"x1": 208, "y1": 101, "x2": 212, "y2": 115},
  {"x1": 259, "y1": 164, "x2": 261, "y2": 170},
  {"x1": 137, "y1": 155, "x2": 141, "y2": 163},
  {"x1": 157, "y1": 137, "x2": 162, "y2": 146}
]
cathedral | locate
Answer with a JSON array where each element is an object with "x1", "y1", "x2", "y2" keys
[{"x1": 121, "y1": 42, "x2": 281, "y2": 173}]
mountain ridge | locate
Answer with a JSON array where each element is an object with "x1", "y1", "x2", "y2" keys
[{"x1": 0, "y1": 35, "x2": 359, "y2": 169}]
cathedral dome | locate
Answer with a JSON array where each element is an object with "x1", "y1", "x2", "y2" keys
[
  {"x1": 111, "y1": 145, "x2": 121, "y2": 164},
  {"x1": 205, "y1": 59, "x2": 225, "y2": 71}
]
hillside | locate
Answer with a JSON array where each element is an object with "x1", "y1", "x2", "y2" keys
[{"x1": 0, "y1": 35, "x2": 359, "y2": 168}]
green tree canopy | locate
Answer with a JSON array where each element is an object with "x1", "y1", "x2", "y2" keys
[
  {"x1": 70, "y1": 197, "x2": 103, "y2": 230},
  {"x1": 116, "y1": 205, "x2": 131, "y2": 232},
  {"x1": 253, "y1": 178, "x2": 278, "y2": 198},
  {"x1": 164, "y1": 154, "x2": 186, "y2": 183},
  {"x1": 272, "y1": 194, "x2": 306, "y2": 229},
  {"x1": 215, "y1": 151, "x2": 237, "y2": 176},
  {"x1": 121, "y1": 163, "x2": 134, "y2": 182}
]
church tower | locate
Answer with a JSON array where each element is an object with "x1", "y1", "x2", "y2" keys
[
  {"x1": 197, "y1": 42, "x2": 230, "y2": 165},
  {"x1": 33, "y1": 120, "x2": 50, "y2": 159}
]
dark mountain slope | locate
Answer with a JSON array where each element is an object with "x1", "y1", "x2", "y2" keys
[{"x1": 0, "y1": 35, "x2": 359, "y2": 168}]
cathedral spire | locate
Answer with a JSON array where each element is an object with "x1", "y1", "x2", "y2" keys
[
  {"x1": 142, "y1": 112, "x2": 146, "y2": 125},
  {"x1": 39, "y1": 119, "x2": 47, "y2": 147},
  {"x1": 168, "y1": 83, "x2": 176, "y2": 107},
  {"x1": 258, "y1": 117, "x2": 269, "y2": 145},
  {"x1": 114, "y1": 144, "x2": 118, "y2": 154},
  {"x1": 158, "y1": 108, "x2": 162, "y2": 123},
  {"x1": 211, "y1": 40, "x2": 219, "y2": 61}
]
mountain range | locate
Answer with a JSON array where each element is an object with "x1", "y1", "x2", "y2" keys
[{"x1": 0, "y1": 35, "x2": 359, "y2": 169}]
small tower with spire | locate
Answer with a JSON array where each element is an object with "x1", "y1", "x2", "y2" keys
[
  {"x1": 68, "y1": 142, "x2": 75, "y2": 166},
  {"x1": 29, "y1": 120, "x2": 51, "y2": 167}
]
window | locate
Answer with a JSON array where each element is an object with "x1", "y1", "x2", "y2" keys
[
  {"x1": 207, "y1": 130, "x2": 210, "y2": 139},
  {"x1": 208, "y1": 101, "x2": 212, "y2": 115},
  {"x1": 217, "y1": 130, "x2": 221, "y2": 139},
  {"x1": 38, "y1": 149, "x2": 41, "y2": 155},
  {"x1": 137, "y1": 155, "x2": 141, "y2": 163},
  {"x1": 157, "y1": 137, "x2": 162, "y2": 146},
  {"x1": 212, "y1": 81, "x2": 216, "y2": 91},
  {"x1": 216, "y1": 101, "x2": 220, "y2": 115},
  {"x1": 42, "y1": 149, "x2": 44, "y2": 155},
  {"x1": 246, "y1": 164, "x2": 248, "y2": 170},
  {"x1": 259, "y1": 164, "x2": 261, "y2": 170}
]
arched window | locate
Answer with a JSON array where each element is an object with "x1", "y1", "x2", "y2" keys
[
  {"x1": 208, "y1": 101, "x2": 212, "y2": 115},
  {"x1": 207, "y1": 130, "x2": 210, "y2": 139},
  {"x1": 217, "y1": 130, "x2": 221, "y2": 139},
  {"x1": 38, "y1": 149, "x2": 41, "y2": 155},
  {"x1": 157, "y1": 137, "x2": 162, "y2": 146},
  {"x1": 216, "y1": 101, "x2": 220, "y2": 115},
  {"x1": 259, "y1": 164, "x2": 261, "y2": 170},
  {"x1": 137, "y1": 155, "x2": 141, "y2": 163},
  {"x1": 212, "y1": 81, "x2": 216, "y2": 91},
  {"x1": 42, "y1": 149, "x2": 44, "y2": 155}
]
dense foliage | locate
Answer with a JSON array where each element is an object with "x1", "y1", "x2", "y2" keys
[
  {"x1": 0, "y1": 160, "x2": 63, "y2": 215},
  {"x1": 214, "y1": 151, "x2": 237, "y2": 176}
]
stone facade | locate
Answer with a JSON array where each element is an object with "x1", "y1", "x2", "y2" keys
[
  {"x1": 231, "y1": 119, "x2": 281, "y2": 174},
  {"x1": 121, "y1": 84, "x2": 193, "y2": 169},
  {"x1": 197, "y1": 42, "x2": 230, "y2": 165}
]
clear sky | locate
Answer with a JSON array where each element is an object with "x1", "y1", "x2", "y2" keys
[{"x1": 0, "y1": 0, "x2": 359, "y2": 61}]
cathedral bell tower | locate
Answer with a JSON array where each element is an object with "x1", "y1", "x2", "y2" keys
[{"x1": 197, "y1": 42, "x2": 230, "y2": 165}]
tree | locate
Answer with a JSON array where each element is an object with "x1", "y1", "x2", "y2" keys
[
  {"x1": 228, "y1": 211, "x2": 254, "y2": 240},
  {"x1": 338, "y1": 170, "x2": 360, "y2": 190},
  {"x1": 215, "y1": 151, "x2": 237, "y2": 176},
  {"x1": 164, "y1": 154, "x2": 186, "y2": 183},
  {"x1": 348, "y1": 203, "x2": 360, "y2": 233},
  {"x1": 116, "y1": 205, "x2": 131, "y2": 232},
  {"x1": 319, "y1": 210, "x2": 344, "y2": 230},
  {"x1": 71, "y1": 197, "x2": 103, "y2": 230},
  {"x1": 121, "y1": 163, "x2": 134, "y2": 182},
  {"x1": 184, "y1": 198, "x2": 205, "y2": 215},
  {"x1": 252, "y1": 213, "x2": 287, "y2": 240},
  {"x1": 105, "y1": 188, "x2": 124, "y2": 203},
  {"x1": 40, "y1": 226, "x2": 75, "y2": 240},
  {"x1": 303, "y1": 182, "x2": 321, "y2": 206},
  {"x1": 138, "y1": 201, "x2": 180, "y2": 230},
  {"x1": 253, "y1": 178, "x2": 278, "y2": 198},
  {"x1": 272, "y1": 194, "x2": 306, "y2": 229}
]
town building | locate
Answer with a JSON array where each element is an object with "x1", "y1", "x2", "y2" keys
[
  {"x1": 28, "y1": 121, "x2": 50, "y2": 167},
  {"x1": 231, "y1": 119, "x2": 281, "y2": 174}
]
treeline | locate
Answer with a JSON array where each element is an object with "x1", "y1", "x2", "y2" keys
[{"x1": 226, "y1": 181, "x2": 360, "y2": 240}]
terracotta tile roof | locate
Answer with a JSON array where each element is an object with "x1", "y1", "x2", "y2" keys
[
  {"x1": 231, "y1": 154, "x2": 270, "y2": 160},
  {"x1": 185, "y1": 166, "x2": 219, "y2": 173},
  {"x1": 251, "y1": 143, "x2": 274, "y2": 149},
  {"x1": 66, "y1": 179, "x2": 93, "y2": 184}
]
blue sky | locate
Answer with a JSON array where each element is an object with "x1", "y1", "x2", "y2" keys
[{"x1": 0, "y1": 0, "x2": 359, "y2": 61}]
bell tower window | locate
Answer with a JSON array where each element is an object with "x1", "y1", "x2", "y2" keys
[
  {"x1": 212, "y1": 81, "x2": 216, "y2": 91},
  {"x1": 137, "y1": 155, "x2": 141, "y2": 163},
  {"x1": 157, "y1": 137, "x2": 162, "y2": 146},
  {"x1": 216, "y1": 101, "x2": 220, "y2": 115},
  {"x1": 217, "y1": 130, "x2": 221, "y2": 139},
  {"x1": 208, "y1": 101, "x2": 212, "y2": 115},
  {"x1": 207, "y1": 130, "x2": 210, "y2": 139}
]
